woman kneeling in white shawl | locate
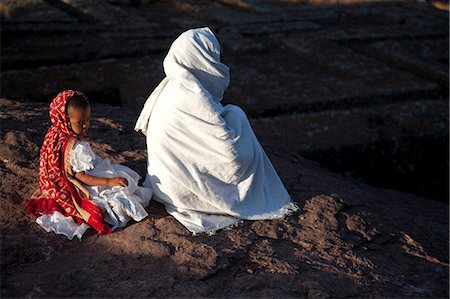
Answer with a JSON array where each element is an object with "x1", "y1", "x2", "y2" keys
[{"x1": 135, "y1": 27, "x2": 298, "y2": 235}]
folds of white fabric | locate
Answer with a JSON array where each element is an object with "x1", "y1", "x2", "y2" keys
[
  {"x1": 142, "y1": 99, "x2": 298, "y2": 234},
  {"x1": 81, "y1": 152, "x2": 153, "y2": 231},
  {"x1": 36, "y1": 211, "x2": 89, "y2": 241},
  {"x1": 136, "y1": 27, "x2": 298, "y2": 235},
  {"x1": 37, "y1": 142, "x2": 153, "y2": 240}
]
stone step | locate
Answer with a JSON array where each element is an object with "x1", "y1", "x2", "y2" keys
[
  {"x1": 250, "y1": 99, "x2": 449, "y2": 152},
  {"x1": 1, "y1": 0, "x2": 78, "y2": 23},
  {"x1": 1, "y1": 30, "x2": 171, "y2": 70},
  {"x1": 350, "y1": 39, "x2": 449, "y2": 92},
  {"x1": 222, "y1": 35, "x2": 439, "y2": 116},
  {"x1": 0, "y1": 55, "x2": 164, "y2": 106}
]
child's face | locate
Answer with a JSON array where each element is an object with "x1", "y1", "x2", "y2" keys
[{"x1": 67, "y1": 106, "x2": 91, "y2": 138}]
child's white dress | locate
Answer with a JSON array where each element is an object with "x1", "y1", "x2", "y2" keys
[{"x1": 35, "y1": 141, "x2": 153, "y2": 240}]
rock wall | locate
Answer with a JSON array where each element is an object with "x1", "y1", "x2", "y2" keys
[{"x1": 1, "y1": 0, "x2": 448, "y2": 200}]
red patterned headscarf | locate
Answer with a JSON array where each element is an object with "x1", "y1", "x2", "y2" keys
[{"x1": 25, "y1": 90, "x2": 111, "y2": 235}]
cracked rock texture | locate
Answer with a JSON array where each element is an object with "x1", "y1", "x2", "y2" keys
[{"x1": 1, "y1": 99, "x2": 448, "y2": 298}]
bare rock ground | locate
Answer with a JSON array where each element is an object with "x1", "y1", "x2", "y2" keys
[{"x1": 1, "y1": 99, "x2": 448, "y2": 298}]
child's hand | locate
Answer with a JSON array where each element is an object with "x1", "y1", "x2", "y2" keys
[
  {"x1": 107, "y1": 177, "x2": 128, "y2": 187},
  {"x1": 75, "y1": 172, "x2": 129, "y2": 187}
]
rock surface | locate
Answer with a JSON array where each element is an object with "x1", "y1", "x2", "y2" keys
[{"x1": 1, "y1": 98, "x2": 448, "y2": 298}]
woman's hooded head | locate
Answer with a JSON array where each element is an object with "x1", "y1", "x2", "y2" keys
[
  {"x1": 163, "y1": 27, "x2": 230, "y2": 102},
  {"x1": 135, "y1": 27, "x2": 230, "y2": 135}
]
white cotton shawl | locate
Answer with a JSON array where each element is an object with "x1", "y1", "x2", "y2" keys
[
  {"x1": 135, "y1": 27, "x2": 229, "y2": 134},
  {"x1": 135, "y1": 27, "x2": 298, "y2": 234}
]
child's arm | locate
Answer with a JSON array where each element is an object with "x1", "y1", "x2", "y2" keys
[{"x1": 75, "y1": 171, "x2": 128, "y2": 187}]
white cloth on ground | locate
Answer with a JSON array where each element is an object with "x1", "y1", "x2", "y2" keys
[
  {"x1": 36, "y1": 211, "x2": 89, "y2": 241},
  {"x1": 35, "y1": 141, "x2": 153, "y2": 239},
  {"x1": 135, "y1": 27, "x2": 298, "y2": 235}
]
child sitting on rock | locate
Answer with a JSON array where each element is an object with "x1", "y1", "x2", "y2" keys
[{"x1": 24, "y1": 90, "x2": 152, "y2": 240}]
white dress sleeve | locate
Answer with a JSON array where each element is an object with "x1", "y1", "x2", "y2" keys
[{"x1": 70, "y1": 141, "x2": 96, "y2": 173}]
